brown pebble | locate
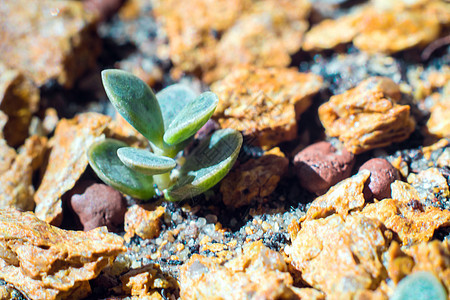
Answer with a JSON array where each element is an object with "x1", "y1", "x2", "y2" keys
[
  {"x1": 359, "y1": 158, "x2": 400, "y2": 200},
  {"x1": 70, "y1": 183, "x2": 127, "y2": 232},
  {"x1": 293, "y1": 141, "x2": 355, "y2": 195}
]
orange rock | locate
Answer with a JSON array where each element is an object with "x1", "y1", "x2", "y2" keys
[
  {"x1": 305, "y1": 170, "x2": 370, "y2": 220},
  {"x1": 106, "y1": 112, "x2": 149, "y2": 148},
  {"x1": 0, "y1": 209, "x2": 125, "y2": 300},
  {"x1": 319, "y1": 77, "x2": 415, "y2": 154},
  {"x1": 383, "y1": 241, "x2": 414, "y2": 285},
  {"x1": 34, "y1": 112, "x2": 111, "y2": 226},
  {"x1": 154, "y1": 0, "x2": 311, "y2": 82},
  {"x1": 288, "y1": 214, "x2": 391, "y2": 298},
  {"x1": 120, "y1": 264, "x2": 175, "y2": 298},
  {"x1": 220, "y1": 147, "x2": 288, "y2": 208},
  {"x1": 0, "y1": 0, "x2": 101, "y2": 88},
  {"x1": 212, "y1": 65, "x2": 322, "y2": 149},
  {"x1": 361, "y1": 198, "x2": 450, "y2": 246},
  {"x1": 427, "y1": 101, "x2": 450, "y2": 138},
  {"x1": 0, "y1": 64, "x2": 39, "y2": 147},
  {"x1": 124, "y1": 205, "x2": 166, "y2": 242},
  {"x1": 180, "y1": 241, "x2": 300, "y2": 299}
]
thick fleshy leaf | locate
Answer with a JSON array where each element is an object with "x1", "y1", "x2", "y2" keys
[
  {"x1": 164, "y1": 129, "x2": 242, "y2": 201},
  {"x1": 88, "y1": 139, "x2": 156, "y2": 200},
  {"x1": 163, "y1": 92, "x2": 219, "y2": 146},
  {"x1": 391, "y1": 271, "x2": 447, "y2": 300},
  {"x1": 102, "y1": 69, "x2": 164, "y2": 147},
  {"x1": 117, "y1": 147, "x2": 176, "y2": 176},
  {"x1": 156, "y1": 84, "x2": 197, "y2": 130}
]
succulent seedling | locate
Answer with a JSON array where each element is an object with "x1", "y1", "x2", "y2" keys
[
  {"x1": 391, "y1": 271, "x2": 447, "y2": 300},
  {"x1": 88, "y1": 69, "x2": 242, "y2": 201}
]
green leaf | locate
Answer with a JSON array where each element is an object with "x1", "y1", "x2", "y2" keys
[
  {"x1": 88, "y1": 139, "x2": 156, "y2": 200},
  {"x1": 163, "y1": 92, "x2": 219, "y2": 146},
  {"x1": 117, "y1": 147, "x2": 176, "y2": 176},
  {"x1": 164, "y1": 128, "x2": 242, "y2": 201},
  {"x1": 156, "y1": 84, "x2": 197, "y2": 130},
  {"x1": 102, "y1": 69, "x2": 164, "y2": 147},
  {"x1": 391, "y1": 271, "x2": 447, "y2": 300}
]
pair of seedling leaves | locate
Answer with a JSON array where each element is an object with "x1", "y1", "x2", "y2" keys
[{"x1": 88, "y1": 70, "x2": 242, "y2": 201}]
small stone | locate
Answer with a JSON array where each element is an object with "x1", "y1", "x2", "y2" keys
[
  {"x1": 70, "y1": 183, "x2": 127, "y2": 232},
  {"x1": 359, "y1": 158, "x2": 400, "y2": 200},
  {"x1": 318, "y1": 77, "x2": 415, "y2": 154},
  {"x1": 427, "y1": 101, "x2": 450, "y2": 138},
  {"x1": 124, "y1": 205, "x2": 166, "y2": 242},
  {"x1": 220, "y1": 147, "x2": 289, "y2": 208},
  {"x1": 293, "y1": 141, "x2": 355, "y2": 195}
]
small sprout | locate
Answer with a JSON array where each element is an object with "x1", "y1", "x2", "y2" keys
[
  {"x1": 391, "y1": 271, "x2": 447, "y2": 300},
  {"x1": 88, "y1": 69, "x2": 242, "y2": 201}
]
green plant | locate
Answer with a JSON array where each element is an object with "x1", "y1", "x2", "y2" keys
[
  {"x1": 88, "y1": 69, "x2": 242, "y2": 201},
  {"x1": 391, "y1": 271, "x2": 447, "y2": 300}
]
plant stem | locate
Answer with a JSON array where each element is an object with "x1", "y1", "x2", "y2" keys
[{"x1": 153, "y1": 172, "x2": 172, "y2": 190}]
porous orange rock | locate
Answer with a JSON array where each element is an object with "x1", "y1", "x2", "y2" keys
[
  {"x1": 124, "y1": 205, "x2": 166, "y2": 242},
  {"x1": 120, "y1": 264, "x2": 176, "y2": 298},
  {"x1": 179, "y1": 241, "x2": 301, "y2": 300},
  {"x1": 287, "y1": 214, "x2": 391, "y2": 298},
  {"x1": 318, "y1": 77, "x2": 415, "y2": 154},
  {"x1": 0, "y1": 0, "x2": 101, "y2": 88},
  {"x1": 0, "y1": 63, "x2": 39, "y2": 147},
  {"x1": 0, "y1": 209, "x2": 125, "y2": 300},
  {"x1": 34, "y1": 112, "x2": 111, "y2": 226},
  {"x1": 361, "y1": 198, "x2": 450, "y2": 246},
  {"x1": 220, "y1": 147, "x2": 289, "y2": 208},
  {"x1": 303, "y1": 2, "x2": 442, "y2": 54},
  {"x1": 304, "y1": 170, "x2": 370, "y2": 220},
  {"x1": 212, "y1": 66, "x2": 323, "y2": 149},
  {"x1": 427, "y1": 101, "x2": 450, "y2": 138},
  {"x1": 0, "y1": 135, "x2": 47, "y2": 211},
  {"x1": 154, "y1": 0, "x2": 311, "y2": 82}
]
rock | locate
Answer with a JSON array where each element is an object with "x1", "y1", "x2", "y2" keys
[
  {"x1": 303, "y1": 2, "x2": 442, "y2": 54},
  {"x1": 0, "y1": 0, "x2": 101, "y2": 88},
  {"x1": 211, "y1": 65, "x2": 323, "y2": 149},
  {"x1": 427, "y1": 101, "x2": 450, "y2": 138},
  {"x1": 361, "y1": 197, "x2": 450, "y2": 246},
  {"x1": 359, "y1": 158, "x2": 400, "y2": 200},
  {"x1": 180, "y1": 241, "x2": 303, "y2": 299},
  {"x1": 293, "y1": 141, "x2": 355, "y2": 195},
  {"x1": 408, "y1": 168, "x2": 450, "y2": 209},
  {"x1": 318, "y1": 77, "x2": 415, "y2": 154},
  {"x1": 0, "y1": 63, "x2": 39, "y2": 147},
  {"x1": 124, "y1": 205, "x2": 166, "y2": 242},
  {"x1": 154, "y1": 0, "x2": 311, "y2": 82},
  {"x1": 120, "y1": 264, "x2": 176, "y2": 298},
  {"x1": 0, "y1": 135, "x2": 47, "y2": 211},
  {"x1": 70, "y1": 183, "x2": 127, "y2": 232},
  {"x1": 287, "y1": 214, "x2": 391, "y2": 298},
  {"x1": 0, "y1": 209, "x2": 125, "y2": 300},
  {"x1": 34, "y1": 112, "x2": 111, "y2": 226},
  {"x1": 305, "y1": 170, "x2": 370, "y2": 220},
  {"x1": 220, "y1": 147, "x2": 289, "y2": 208}
]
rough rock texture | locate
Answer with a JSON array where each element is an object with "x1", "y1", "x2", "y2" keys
[
  {"x1": 120, "y1": 264, "x2": 176, "y2": 298},
  {"x1": 408, "y1": 168, "x2": 450, "y2": 209},
  {"x1": 293, "y1": 141, "x2": 355, "y2": 195},
  {"x1": 179, "y1": 241, "x2": 302, "y2": 300},
  {"x1": 0, "y1": 135, "x2": 47, "y2": 211},
  {"x1": 427, "y1": 101, "x2": 450, "y2": 138},
  {"x1": 0, "y1": 0, "x2": 101, "y2": 88},
  {"x1": 212, "y1": 66, "x2": 323, "y2": 149},
  {"x1": 0, "y1": 63, "x2": 40, "y2": 147},
  {"x1": 0, "y1": 209, "x2": 125, "y2": 300},
  {"x1": 124, "y1": 205, "x2": 166, "y2": 242},
  {"x1": 304, "y1": 170, "x2": 370, "y2": 220},
  {"x1": 154, "y1": 0, "x2": 311, "y2": 82},
  {"x1": 319, "y1": 77, "x2": 415, "y2": 154},
  {"x1": 303, "y1": 2, "x2": 442, "y2": 54},
  {"x1": 70, "y1": 183, "x2": 127, "y2": 232},
  {"x1": 288, "y1": 214, "x2": 391, "y2": 298},
  {"x1": 220, "y1": 147, "x2": 289, "y2": 208},
  {"x1": 361, "y1": 197, "x2": 450, "y2": 246},
  {"x1": 34, "y1": 112, "x2": 111, "y2": 226},
  {"x1": 359, "y1": 158, "x2": 400, "y2": 200}
]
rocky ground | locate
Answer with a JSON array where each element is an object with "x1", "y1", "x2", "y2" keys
[{"x1": 0, "y1": 0, "x2": 449, "y2": 299}]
